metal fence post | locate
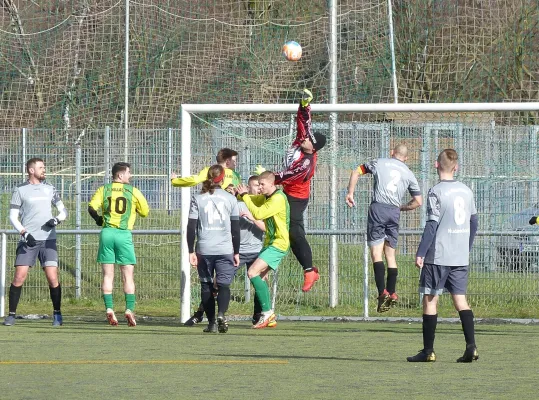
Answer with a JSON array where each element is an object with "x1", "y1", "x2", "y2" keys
[
  {"x1": 167, "y1": 127, "x2": 173, "y2": 214},
  {"x1": 21, "y1": 128, "x2": 26, "y2": 179},
  {"x1": 1, "y1": 233, "x2": 6, "y2": 318},
  {"x1": 75, "y1": 144, "x2": 82, "y2": 299},
  {"x1": 104, "y1": 126, "x2": 111, "y2": 183},
  {"x1": 363, "y1": 233, "x2": 369, "y2": 318}
]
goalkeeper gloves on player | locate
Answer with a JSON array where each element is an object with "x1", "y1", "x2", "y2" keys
[
  {"x1": 300, "y1": 89, "x2": 313, "y2": 108},
  {"x1": 45, "y1": 218, "x2": 60, "y2": 228},
  {"x1": 95, "y1": 216, "x2": 104, "y2": 227},
  {"x1": 253, "y1": 165, "x2": 266, "y2": 175},
  {"x1": 529, "y1": 216, "x2": 538, "y2": 225},
  {"x1": 22, "y1": 232, "x2": 37, "y2": 247}
]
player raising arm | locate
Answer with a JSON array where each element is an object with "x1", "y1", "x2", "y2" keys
[
  {"x1": 407, "y1": 149, "x2": 479, "y2": 363},
  {"x1": 272, "y1": 89, "x2": 326, "y2": 293},
  {"x1": 4, "y1": 158, "x2": 68, "y2": 327},
  {"x1": 187, "y1": 165, "x2": 240, "y2": 333},
  {"x1": 236, "y1": 171, "x2": 290, "y2": 329},
  {"x1": 346, "y1": 144, "x2": 422, "y2": 312},
  {"x1": 171, "y1": 148, "x2": 241, "y2": 189},
  {"x1": 88, "y1": 162, "x2": 149, "y2": 327}
]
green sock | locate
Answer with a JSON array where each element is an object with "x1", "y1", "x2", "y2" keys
[
  {"x1": 103, "y1": 293, "x2": 113, "y2": 310},
  {"x1": 250, "y1": 276, "x2": 271, "y2": 312},
  {"x1": 125, "y1": 293, "x2": 136, "y2": 311}
]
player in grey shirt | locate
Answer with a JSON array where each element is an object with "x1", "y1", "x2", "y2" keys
[
  {"x1": 187, "y1": 165, "x2": 240, "y2": 333},
  {"x1": 4, "y1": 158, "x2": 68, "y2": 327},
  {"x1": 346, "y1": 144, "x2": 422, "y2": 312},
  {"x1": 408, "y1": 149, "x2": 479, "y2": 363}
]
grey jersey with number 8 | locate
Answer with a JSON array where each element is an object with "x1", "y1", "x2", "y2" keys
[
  {"x1": 424, "y1": 180, "x2": 477, "y2": 266},
  {"x1": 364, "y1": 158, "x2": 421, "y2": 208},
  {"x1": 188, "y1": 188, "x2": 239, "y2": 255}
]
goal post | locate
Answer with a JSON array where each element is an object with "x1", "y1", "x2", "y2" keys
[{"x1": 179, "y1": 102, "x2": 539, "y2": 322}]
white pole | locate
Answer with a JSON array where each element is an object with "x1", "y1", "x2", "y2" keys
[
  {"x1": 75, "y1": 144, "x2": 82, "y2": 299},
  {"x1": 180, "y1": 107, "x2": 192, "y2": 323},
  {"x1": 104, "y1": 126, "x2": 111, "y2": 183},
  {"x1": 21, "y1": 128, "x2": 26, "y2": 179},
  {"x1": 328, "y1": 0, "x2": 338, "y2": 308},
  {"x1": 182, "y1": 102, "x2": 539, "y2": 113},
  {"x1": 387, "y1": 0, "x2": 399, "y2": 103},
  {"x1": 363, "y1": 234, "x2": 369, "y2": 318},
  {"x1": 0, "y1": 233, "x2": 6, "y2": 318},
  {"x1": 124, "y1": 0, "x2": 130, "y2": 162}
]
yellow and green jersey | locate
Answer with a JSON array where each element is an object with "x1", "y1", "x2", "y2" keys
[
  {"x1": 242, "y1": 189, "x2": 290, "y2": 252},
  {"x1": 89, "y1": 183, "x2": 149, "y2": 230},
  {"x1": 171, "y1": 166, "x2": 241, "y2": 189}
]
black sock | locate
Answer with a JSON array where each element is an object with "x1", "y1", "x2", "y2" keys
[
  {"x1": 49, "y1": 284, "x2": 61, "y2": 313},
  {"x1": 8, "y1": 284, "x2": 22, "y2": 315},
  {"x1": 216, "y1": 284, "x2": 231, "y2": 316},
  {"x1": 373, "y1": 261, "x2": 386, "y2": 295},
  {"x1": 459, "y1": 309, "x2": 476, "y2": 346},
  {"x1": 423, "y1": 314, "x2": 438, "y2": 352},
  {"x1": 200, "y1": 282, "x2": 215, "y2": 322},
  {"x1": 386, "y1": 268, "x2": 398, "y2": 294},
  {"x1": 193, "y1": 301, "x2": 204, "y2": 318}
]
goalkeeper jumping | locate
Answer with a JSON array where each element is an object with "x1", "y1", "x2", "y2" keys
[{"x1": 259, "y1": 89, "x2": 326, "y2": 292}]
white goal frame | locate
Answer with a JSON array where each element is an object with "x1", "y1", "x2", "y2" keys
[{"x1": 179, "y1": 102, "x2": 539, "y2": 322}]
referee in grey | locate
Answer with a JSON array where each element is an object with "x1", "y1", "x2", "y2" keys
[{"x1": 4, "y1": 158, "x2": 68, "y2": 326}]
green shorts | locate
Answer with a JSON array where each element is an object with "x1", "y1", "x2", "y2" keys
[
  {"x1": 258, "y1": 246, "x2": 288, "y2": 270},
  {"x1": 97, "y1": 227, "x2": 136, "y2": 265}
]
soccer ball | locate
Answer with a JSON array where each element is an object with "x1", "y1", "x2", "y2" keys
[{"x1": 282, "y1": 41, "x2": 302, "y2": 62}]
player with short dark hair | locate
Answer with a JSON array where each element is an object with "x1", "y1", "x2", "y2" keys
[
  {"x1": 346, "y1": 144, "x2": 422, "y2": 312},
  {"x1": 407, "y1": 149, "x2": 479, "y2": 363},
  {"x1": 236, "y1": 171, "x2": 290, "y2": 329},
  {"x1": 171, "y1": 148, "x2": 241, "y2": 189},
  {"x1": 271, "y1": 89, "x2": 326, "y2": 292},
  {"x1": 4, "y1": 158, "x2": 68, "y2": 326},
  {"x1": 88, "y1": 162, "x2": 149, "y2": 327},
  {"x1": 187, "y1": 165, "x2": 241, "y2": 333}
]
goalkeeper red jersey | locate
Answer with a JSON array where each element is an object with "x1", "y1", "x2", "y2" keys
[{"x1": 274, "y1": 104, "x2": 317, "y2": 200}]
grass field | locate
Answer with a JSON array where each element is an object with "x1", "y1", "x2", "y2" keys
[{"x1": 0, "y1": 318, "x2": 537, "y2": 399}]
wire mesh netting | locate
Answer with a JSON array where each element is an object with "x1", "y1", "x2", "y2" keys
[
  {"x1": 0, "y1": 108, "x2": 538, "y2": 317},
  {"x1": 1, "y1": 1, "x2": 539, "y2": 130}
]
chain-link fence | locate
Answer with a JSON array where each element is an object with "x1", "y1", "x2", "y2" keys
[{"x1": 0, "y1": 123, "x2": 538, "y2": 318}]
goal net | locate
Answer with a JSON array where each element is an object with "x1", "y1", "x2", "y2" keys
[
  {"x1": 180, "y1": 103, "x2": 539, "y2": 321},
  {"x1": 2, "y1": 1, "x2": 538, "y2": 131}
]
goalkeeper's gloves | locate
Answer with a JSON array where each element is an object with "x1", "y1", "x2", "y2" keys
[
  {"x1": 22, "y1": 232, "x2": 37, "y2": 247},
  {"x1": 253, "y1": 165, "x2": 266, "y2": 175},
  {"x1": 529, "y1": 216, "x2": 538, "y2": 225},
  {"x1": 95, "y1": 216, "x2": 104, "y2": 227},
  {"x1": 300, "y1": 88, "x2": 313, "y2": 108},
  {"x1": 45, "y1": 218, "x2": 60, "y2": 228}
]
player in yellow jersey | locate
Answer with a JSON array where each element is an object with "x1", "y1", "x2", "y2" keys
[
  {"x1": 236, "y1": 171, "x2": 290, "y2": 329},
  {"x1": 171, "y1": 148, "x2": 241, "y2": 189},
  {"x1": 88, "y1": 162, "x2": 149, "y2": 327}
]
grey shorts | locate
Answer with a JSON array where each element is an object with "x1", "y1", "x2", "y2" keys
[
  {"x1": 367, "y1": 202, "x2": 401, "y2": 248},
  {"x1": 420, "y1": 264, "x2": 469, "y2": 296},
  {"x1": 197, "y1": 253, "x2": 236, "y2": 286},
  {"x1": 15, "y1": 239, "x2": 58, "y2": 268},
  {"x1": 239, "y1": 252, "x2": 259, "y2": 269}
]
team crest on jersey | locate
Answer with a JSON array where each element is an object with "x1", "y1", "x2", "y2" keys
[{"x1": 303, "y1": 159, "x2": 310, "y2": 166}]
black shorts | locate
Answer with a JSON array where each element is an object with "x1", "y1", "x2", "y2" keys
[
  {"x1": 420, "y1": 264, "x2": 469, "y2": 296},
  {"x1": 367, "y1": 202, "x2": 401, "y2": 248},
  {"x1": 15, "y1": 240, "x2": 58, "y2": 268},
  {"x1": 196, "y1": 254, "x2": 236, "y2": 286}
]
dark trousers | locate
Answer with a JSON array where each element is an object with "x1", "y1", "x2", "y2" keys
[{"x1": 286, "y1": 194, "x2": 313, "y2": 271}]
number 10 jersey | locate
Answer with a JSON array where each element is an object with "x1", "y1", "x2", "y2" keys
[{"x1": 89, "y1": 182, "x2": 150, "y2": 230}]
